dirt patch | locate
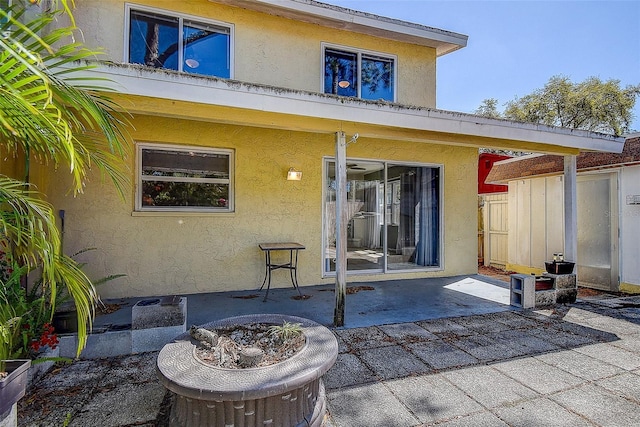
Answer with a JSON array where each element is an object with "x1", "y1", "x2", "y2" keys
[{"x1": 478, "y1": 265, "x2": 514, "y2": 282}]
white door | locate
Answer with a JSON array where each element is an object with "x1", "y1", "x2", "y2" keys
[{"x1": 577, "y1": 172, "x2": 619, "y2": 291}]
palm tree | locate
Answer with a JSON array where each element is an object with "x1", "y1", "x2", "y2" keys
[{"x1": 0, "y1": 2, "x2": 131, "y2": 358}]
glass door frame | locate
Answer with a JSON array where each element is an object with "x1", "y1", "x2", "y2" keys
[{"x1": 322, "y1": 156, "x2": 444, "y2": 278}]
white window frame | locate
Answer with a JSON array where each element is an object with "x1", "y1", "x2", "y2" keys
[
  {"x1": 124, "y1": 3, "x2": 235, "y2": 78},
  {"x1": 136, "y1": 143, "x2": 234, "y2": 213},
  {"x1": 321, "y1": 42, "x2": 397, "y2": 102}
]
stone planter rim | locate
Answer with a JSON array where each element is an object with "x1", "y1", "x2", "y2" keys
[{"x1": 156, "y1": 314, "x2": 338, "y2": 402}]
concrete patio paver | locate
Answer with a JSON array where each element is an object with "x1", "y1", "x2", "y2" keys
[
  {"x1": 357, "y1": 345, "x2": 433, "y2": 380},
  {"x1": 406, "y1": 339, "x2": 480, "y2": 370},
  {"x1": 323, "y1": 353, "x2": 377, "y2": 389},
  {"x1": 572, "y1": 342, "x2": 640, "y2": 371},
  {"x1": 595, "y1": 371, "x2": 640, "y2": 404},
  {"x1": 326, "y1": 382, "x2": 419, "y2": 427},
  {"x1": 432, "y1": 410, "x2": 510, "y2": 427},
  {"x1": 384, "y1": 374, "x2": 485, "y2": 425},
  {"x1": 17, "y1": 292, "x2": 640, "y2": 427},
  {"x1": 493, "y1": 397, "x2": 595, "y2": 427},
  {"x1": 441, "y1": 365, "x2": 539, "y2": 408},
  {"x1": 492, "y1": 357, "x2": 585, "y2": 395},
  {"x1": 377, "y1": 322, "x2": 439, "y2": 341},
  {"x1": 534, "y1": 349, "x2": 626, "y2": 380},
  {"x1": 550, "y1": 383, "x2": 640, "y2": 427}
]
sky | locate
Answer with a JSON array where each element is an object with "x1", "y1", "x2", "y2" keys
[{"x1": 323, "y1": 0, "x2": 640, "y2": 133}]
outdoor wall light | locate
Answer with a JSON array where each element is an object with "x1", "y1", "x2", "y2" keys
[{"x1": 287, "y1": 168, "x2": 302, "y2": 181}]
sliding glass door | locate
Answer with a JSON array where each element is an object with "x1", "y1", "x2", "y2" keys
[{"x1": 324, "y1": 159, "x2": 441, "y2": 275}]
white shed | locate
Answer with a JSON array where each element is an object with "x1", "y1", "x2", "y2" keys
[{"x1": 486, "y1": 135, "x2": 640, "y2": 294}]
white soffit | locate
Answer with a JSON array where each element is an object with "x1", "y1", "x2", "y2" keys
[
  {"x1": 89, "y1": 64, "x2": 624, "y2": 154},
  {"x1": 209, "y1": 0, "x2": 468, "y2": 56}
]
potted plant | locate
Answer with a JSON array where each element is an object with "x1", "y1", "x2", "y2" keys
[
  {"x1": 0, "y1": 360, "x2": 31, "y2": 422},
  {"x1": 1, "y1": 287, "x2": 30, "y2": 423},
  {"x1": 157, "y1": 314, "x2": 339, "y2": 427}
]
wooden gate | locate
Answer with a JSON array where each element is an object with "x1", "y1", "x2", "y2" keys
[{"x1": 480, "y1": 193, "x2": 508, "y2": 267}]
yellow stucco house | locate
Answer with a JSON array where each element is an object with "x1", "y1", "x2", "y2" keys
[{"x1": 25, "y1": 0, "x2": 624, "y2": 299}]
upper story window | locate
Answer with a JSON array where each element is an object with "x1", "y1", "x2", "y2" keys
[
  {"x1": 126, "y1": 5, "x2": 232, "y2": 78},
  {"x1": 323, "y1": 45, "x2": 396, "y2": 102},
  {"x1": 137, "y1": 144, "x2": 234, "y2": 213}
]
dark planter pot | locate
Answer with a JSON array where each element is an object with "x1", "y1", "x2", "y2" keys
[
  {"x1": 0, "y1": 359, "x2": 31, "y2": 420},
  {"x1": 157, "y1": 314, "x2": 339, "y2": 427},
  {"x1": 545, "y1": 261, "x2": 575, "y2": 275}
]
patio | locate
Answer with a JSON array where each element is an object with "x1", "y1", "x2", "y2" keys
[
  {"x1": 92, "y1": 274, "x2": 515, "y2": 331},
  {"x1": 17, "y1": 292, "x2": 640, "y2": 426}
]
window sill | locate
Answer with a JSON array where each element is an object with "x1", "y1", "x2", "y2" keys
[{"x1": 131, "y1": 210, "x2": 235, "y2": 218}]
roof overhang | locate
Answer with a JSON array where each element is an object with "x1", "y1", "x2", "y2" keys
[
  {"x1": 486, "y1": 136, "x2": 640, "y2": 183},
  {"x1": 208, "y1": 0, "x2": 468, "y2": 56},
  {"x1": 85, "y1": 63, "x2": 625, "y2": 155}
]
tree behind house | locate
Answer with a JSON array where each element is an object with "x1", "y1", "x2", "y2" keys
[{"x1": 475, "y1": 75, "x2": 639, "y2": 136}]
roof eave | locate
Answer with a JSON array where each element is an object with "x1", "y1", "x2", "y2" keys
[
  {"x1": 83, "y1": 63, "x2": 624, "y2": 154},
  {"x1": 209, "y1": 0, "x2": 468, "y2": 56}
]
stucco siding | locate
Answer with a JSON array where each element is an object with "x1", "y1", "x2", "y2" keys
[
  {"x1": 70, "y1": 0, "x2": 436, "y2": 108},
  {"x1": 41, "y1": 116, "x2": 477, "y2": 298}
]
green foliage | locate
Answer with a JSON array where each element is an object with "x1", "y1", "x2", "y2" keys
[
  {"x1": 0, "y1": 2, "x2": 132, "y2": 363},
  {"x1": 474, "y1": 98, "x2": 502, "y2": 119},
  {"x1": 268, "y1": 321, "x2": 303, "y2": 341},
  {"x1": 476, "y1": 75, "x2": 640, "y2": 136}
]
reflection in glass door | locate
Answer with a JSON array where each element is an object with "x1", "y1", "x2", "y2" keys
[
  {"x1": 325, "y1": 160, "x2": 384, "y2": 273},
  {"x1": 324, "y1": 160, "x2": 441, "y2": 275}
]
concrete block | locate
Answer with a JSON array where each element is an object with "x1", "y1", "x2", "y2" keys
[
  {"x1": 81, "y1": 330, "x2": 132, "y2": 359},
  {"x1": 131, "y1": 297, "x2": 186, "y2": 353},
  {"x1": 535, "y1": 289, "x2": 556, "y2": 307},
  {"x1": 510, "y1": 275, "x2": 535, "y2": 308},
  {"x1": 132, "y1": 325, "x2": 185, "y2": 353},
  {"x1": 132, "y1": 297, "x2": 186, "y2": 329},
  {"x1": 545, "y1": 273, "x2": 576, "y2": 290},
  {"x1": 58, "y1": 335, "x2": 78, "y2": 359}
]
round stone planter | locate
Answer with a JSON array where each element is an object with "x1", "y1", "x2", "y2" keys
[{"x1": 156, "y1": 314, "x2": 338, "y2": 427}]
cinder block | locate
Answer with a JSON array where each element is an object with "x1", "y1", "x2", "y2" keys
[
  {"x1": 510, "y1": 274, "x2": 535, "y2": 308},
  {"x1": 535, "y1": 289, "x2": 556, "y2": 307},
  {"x1": 547, "y1": 273, "x2": 576, "y2": 290}
]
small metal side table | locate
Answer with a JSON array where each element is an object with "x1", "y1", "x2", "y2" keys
[{"x1": 258, "y1": 242, "x2": 305, "y2": 301}]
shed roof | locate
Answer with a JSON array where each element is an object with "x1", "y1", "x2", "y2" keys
[{"x1": 486, "y1": 136, "x2": 640, "y2": 184}]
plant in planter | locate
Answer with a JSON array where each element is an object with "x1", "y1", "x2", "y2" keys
[
  {"x1": 157, "y1": 314, "x2": 338, "y2": 427},
  {"x1": 0, "y1": 282, "x2": 31, "y2": 423}
]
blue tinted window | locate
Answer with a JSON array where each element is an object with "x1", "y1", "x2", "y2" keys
[
  {"x1": 129, "y1": 9, "x2": 231, "y2": 78},
  {"x1": 361, "y1": 54, "x2": 394, "y2": 101},
  {"x1": 324, "y1": 47, "x2": 394, "y2": 101},
  {"x1": 129, "y1": 11, "x2": 179, "y2": 70},
  {"x1": 324, "y1": 49, "x2": 357, "y2": 97},
  {"x1": 183, "y1": 23, "x2": 230, "y2": 78}
]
